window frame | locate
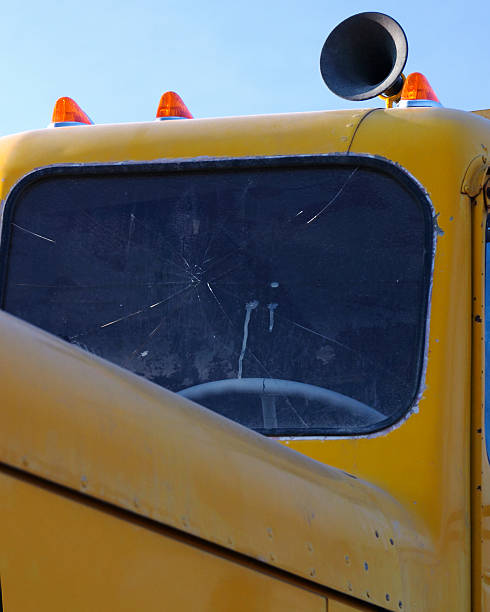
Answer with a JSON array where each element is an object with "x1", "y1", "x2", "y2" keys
[{"x1": 0, "y1": 154, "x2": 436, "y2": 436}]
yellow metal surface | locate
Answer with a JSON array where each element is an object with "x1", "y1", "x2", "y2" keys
[
  {"x1": 0, "y1": 109, "x2": 367, "y2": 202},
  {"x1": 0, "y1": 310, "x2": 429, "y2": 611},
  {"x1": 473, "y1": 109, "x2": 490, "y2": 120},
  {"x1": 470, "y1": 188, "x2": 487, "y2": 612},
  {"x1": 282, "y1": 108, "x2": 490, "y2": 610},
  {"x1": 462, "y1": 150, "x2": 489, "y2": 197},
  {"x1": 0, "y1": 467, "x2": 328, "y2": 611},
  {"x1": 329, "y1": 601, "x2": 370, "y2": 612},
  {"x1": 1, "y1": 107, "x2": 490, "y2": 610}
]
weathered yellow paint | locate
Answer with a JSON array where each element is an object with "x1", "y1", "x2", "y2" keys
[
  {"x1": 471, "y1": 188, "x2": 489, "y2": 612},
  {"x1": 285, "y1": 108, "x2": 490, "y2": 610},
  {"x1": 0, "y1": 109, "x2": 365, "y2": 201},
  {"x1": 0, "y1": 467, "x2": 328, "y2": 612},
  {"x1": 329, "y1": 601, "x2": 370, "y2": 612},
  {"x1": 0, "y1": 106, "x2": 489, "y2": 610},
  {"x1": 0, "y1": 310, "x2": 430, "y2": 610},
  {"x1": 473, "y1": 109, "x2": 490, "y2": 120}
]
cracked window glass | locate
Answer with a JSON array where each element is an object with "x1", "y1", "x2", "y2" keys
[{"x1": 1, "y1": 158, "x2": 433, "y2": 435}]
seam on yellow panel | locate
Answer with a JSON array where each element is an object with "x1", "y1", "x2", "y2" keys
[
  {"x1": 0, "y1": 461, "x2": 383, "y2": 611},
  {"x1": 470, "y1": 193, "x2": 486, "y2": 612},
  {"x1": 346, "y1": 109, "x2": 382, "y2": 154}
]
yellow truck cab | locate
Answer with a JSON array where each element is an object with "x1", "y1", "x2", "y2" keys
[{"x1": 1, "y1": 11, "x2": 490, "y2": 612}]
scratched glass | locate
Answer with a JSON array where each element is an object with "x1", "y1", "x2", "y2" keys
[{"x1": 2, "y1": 159, "x2": 433, "y2": 435}]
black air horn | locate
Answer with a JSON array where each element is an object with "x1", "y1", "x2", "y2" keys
[{"x1": 320, "y1": 12, "x2": 408, "y2": 101}]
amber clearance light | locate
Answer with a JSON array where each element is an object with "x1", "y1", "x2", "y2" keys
[
  {"x1": 399, "y1": 72, "x2": 442, "y2": 108},
  {"x1": 51, "y1": 97, "x2": 93, "y2": 127},
  {"x1": 156, "y1": 91, "x2": 193, "y2": 120}
]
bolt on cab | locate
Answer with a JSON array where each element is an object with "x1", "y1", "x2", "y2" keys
[{"x1": 1, "y1": 11, "x2": 490, "y2": 612}]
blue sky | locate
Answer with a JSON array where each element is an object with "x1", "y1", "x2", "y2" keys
[{"x1": 0, "y1": 0, "x2": 488, "y2": 135}]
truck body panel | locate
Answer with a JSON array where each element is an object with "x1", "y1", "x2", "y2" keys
[{"x1": 0, "y1": 106, "x2": 489, "y2": 609}]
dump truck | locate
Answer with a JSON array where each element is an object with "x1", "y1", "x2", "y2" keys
[{"x1": 1, "y1": 11, "x2": 489, "y2": 611}]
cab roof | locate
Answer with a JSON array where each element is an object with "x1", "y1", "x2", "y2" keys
[{"x1": 0, "y1": 107, "x2": 488, "y2": 207}]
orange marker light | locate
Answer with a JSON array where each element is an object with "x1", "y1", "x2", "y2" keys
[
  {"x1": 51, "y1": 97, "x2": 93, "y2": 126},
  {"x1": 399, "y1": 72, "x2": 442, "y2": 108},
  {"x1": 156, "y1": 91, "x2": 193, "y2": 120}
]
